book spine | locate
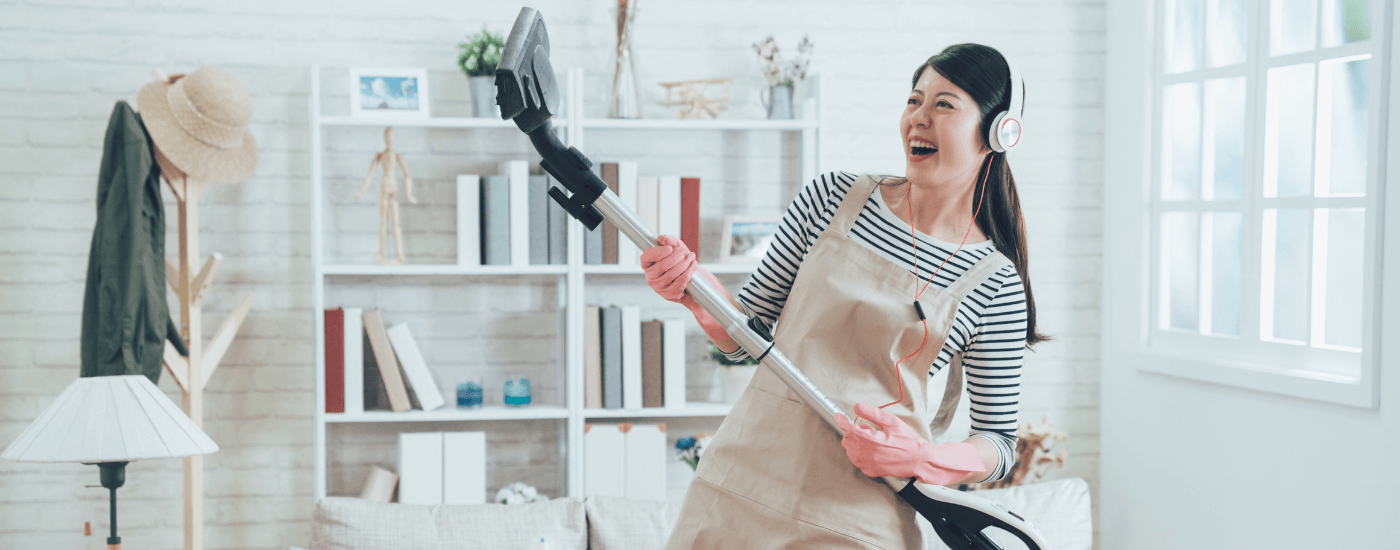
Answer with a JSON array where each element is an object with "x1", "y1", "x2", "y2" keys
[
  {"x1": 584, "y1": 305, "x2": 603, "y2": 408},
  {"x1": 681, "y1": 177, "x2": 702, "y2": 259},
  {"x1": 602, "y1": 306, "x2": 623, "y2": 409},
  {"x1": 324, "y1": 309, "x2": 344, "y2": 414},
  {"x1": 548, "y1": 176, "x2": 568, "y2": 265},
  {"x1": 623, "y1": 423, "x2": 668, "y2": 501},
  {"x1": 601, "y1": 162, "x2": 619, "y2": 264},
  {"x1": 583, "y1": 423, "x2": 626, "y2": 497},
  {"x1": 638, "y1": 176, "x2": 660, "y2": 243},
  {"x1": 641, "y1": 320, "x2": 664, "y2": 408},
  {"x1": 483, "y1": 176, "x2": 511, "y2": 265},
  {"x1": 503, "y1": 160, "x2": 530, "y2": 267},
  {"x1": 585, "y1": 163, "x2": 604, "y2": 264},
  {"x1": 343, "y1": 307, "x2": 364, "y2": 415},
  {"x1": 358, "y1": 465, "x2": 398, "y2": 503},
  {"x1": 457, "y1": 175, "x2": 481, "y2": 266},
  {"x1": 621, "y1": 306, "x2": 642, "y2": 409},
  {"x1": 386, "y1": 322, "x2": 445, "y2": 411},
  {"x1": 529, "y1": 174, "x2": 549, "y2": 265},
  {"x1": 663, "y1": 318, "x2": 687, "y2": 409},
  {"x1": 617, "y1": 161, "x2": 639, "y2": 267},
  {"x1": 398, "y1": 432, "x2": 444, "y2": 504},
  {"x1": 443, "y1": 431, "x2": 486, "y2": 504},
  {"x1": 659, "y1": 175, "x2": 682, "y2": 243},
  {"x1": 362, "y1": 309, "x2": 411, "y2": 412}
]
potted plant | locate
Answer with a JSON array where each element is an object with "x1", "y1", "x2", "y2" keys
[
  {"x1": 752, "y1": 34, "x2": 813, "y2": 119},
  {"x1": 457, "y1": 26, "x2": 506, "y2": 118}
]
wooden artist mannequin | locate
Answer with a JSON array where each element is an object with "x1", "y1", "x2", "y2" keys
[{"x1": 353, "y1": 127, "x2": 417, "y2": 265}]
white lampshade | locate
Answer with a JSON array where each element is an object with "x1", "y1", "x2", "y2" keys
[{"x1": 2, "y1": 374, "x2": 218, "y2": 463}]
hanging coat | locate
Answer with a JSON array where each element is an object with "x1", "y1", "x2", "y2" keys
[{"x1": 80, "y1": 100, "x2": 187, "y2": 383}]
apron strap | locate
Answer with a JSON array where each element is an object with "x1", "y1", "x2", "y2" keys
[
  {"x1": 828, "y1": 174, "x2": 879, "y2": 236},
  {"x1": 943, "y1": 250, "x2": 1014, "y2": 303}
]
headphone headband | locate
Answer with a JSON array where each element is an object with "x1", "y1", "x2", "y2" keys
[{"x1": 988, "y1": 53, "x2": 1024, "y2": 153}]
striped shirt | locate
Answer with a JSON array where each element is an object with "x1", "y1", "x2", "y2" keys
[{"x1": 722, "y1": 170, "x2": 1026, "y2": 484}]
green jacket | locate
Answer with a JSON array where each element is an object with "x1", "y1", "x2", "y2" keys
[{"x1": 80, "y1": 100, "x2": 187, "y2": 383}]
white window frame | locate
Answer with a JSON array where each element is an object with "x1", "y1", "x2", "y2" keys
[{"x1": 1104, "y1": 0, "x2": 1390, "y2": 408}]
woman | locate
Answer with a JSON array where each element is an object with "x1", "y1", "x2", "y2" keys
[{"x1": 643, "y1": 43, "x2": 1049, "y2": 549}]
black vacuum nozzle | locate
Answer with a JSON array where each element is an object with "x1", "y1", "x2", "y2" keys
[{"x1": 496, "y1": 7, "x2": 607, "y2": 230}]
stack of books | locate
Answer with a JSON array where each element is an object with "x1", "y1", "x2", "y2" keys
[
  {"x1": 397, "y1": 431, "x2": 487, "y2": 504},
  {"x1": 584, "y1": 306, "x2": 687, "y2": 410},
  {"x1": 583, "y1": 423, "x2": 667, "y2": 501},
  {"x1": 584, "y1": 161, "x2": 703, "y2": 266},
  {"x1": 457, "y1": 160, "x2": 568, "y2": 267},
  {"x1": 323, "y1": 307, "x2": 444, "y2": 413}
]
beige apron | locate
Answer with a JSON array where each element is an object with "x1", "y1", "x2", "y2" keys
[{"x1": 665, "y1": 174, "x2": 1013, "y2": 549}]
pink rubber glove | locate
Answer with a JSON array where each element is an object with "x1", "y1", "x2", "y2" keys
[
  {"x1": 640, "y1": 234, "x2": 730, "y2": 342},
  {"x1": 834, "y1": 403, "x2": 986, "y2": 486}
]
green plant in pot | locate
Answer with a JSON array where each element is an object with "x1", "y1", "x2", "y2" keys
[{"x1": 457, "y1": 26, "x2": 506, "y2": 117}]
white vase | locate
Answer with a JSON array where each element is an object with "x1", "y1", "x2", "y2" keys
[{"x1": 720, "y1": 365, "x2": 759, "y2": 404}]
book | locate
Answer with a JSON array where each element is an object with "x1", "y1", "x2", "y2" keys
[
  {"x1": 601, "y1": 162, "x2": 619, "y2": 264},
  {"x1": 443, "y1": 431, "x2": 486, "y2": 505},
  {"x1": 324, "y1": 309, "x2": 344, "y2": 413},
  {"x1": 637, "y1": 176, "x2": 659, "y2": 246},
  {"x1": 681, "y1": 177, "x2": 702, "y2": 259},
  {"x1": 584, "y1": 163, "x2": 604, "y2": 264},
  {"x1": 583, "y1": 423, "x2": 625, "y2": 497},
  {"x1": 548, "y1": 176, "x2": 568, "y2": 265},
  {"x1": 663, "y1": 319, "x2": 687, "y2": 409},
  {"x1": 641, "y1": 320, "x2": 664, "y2": 408},
  {"x1": 622, "y1": 423, "x2": 667, "y2": 501},
  {"x1": 363, "y1": 333, "x2": 390, "y2": 411},
  {"x1": 456, "y1": 175, "x2": 481, "y2": 266},
  {"x1": 529, "y1": 174, "x2": 549, "y2": 265},
  {"x1": 616, "y1": 161, "x2": 639, "y2": 268},
  {"x1": 362, "y1": 309, "x2": 410, "y2": 412},
  {"x1": 359, "y1": 465, "x2": 398, "y2": 503},
  {"x1": 601, "y1": 306, "x2": 623, "y2": 409},
  {"x1": 659, "y1": 175, "x2": 682, "y2": 244},
  {"x1": 386, "y1": 322, "x2": 445, "y2": 411},
  {"x1": 622, "y1": 306, "x2": 642, "y2": 409},
  {"x1": 398, "y1": 432, "x2": 444, "y2": 504},
  {"x1": 584, "y1": 305, "x2": 603, "y2": 408},
  {"x1": 481, "y1": 175, "x2": 511, "y2": 265},
  {"x1": 343, "y1": 307, "x2": 364, "y2": 415},
  {"x1": 501, "y1": 160, "x2": 531, "y2": 267}
]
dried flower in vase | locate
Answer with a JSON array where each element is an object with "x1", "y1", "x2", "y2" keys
[
  {"x1": 752, "y1": 34, "x2": 813, "y2": 88},
  {"x1": 968, "y1": 414, "x2": 1069, "y2": 490}
]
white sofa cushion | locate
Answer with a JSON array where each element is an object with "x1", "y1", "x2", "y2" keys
[
  {"x1": 922, "y1": 478, "x2": 1093, "y2": 550},
  {"x1": 311, "y1": 497, "x2": 587, "y2": 550},
  {"x1": 584, "y1": 496, "x2": 683, "y2": 550}
]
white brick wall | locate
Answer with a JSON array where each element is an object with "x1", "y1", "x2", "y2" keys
[{"x1": 0, "y1": 0, "x2": 1104, "y2": 548}]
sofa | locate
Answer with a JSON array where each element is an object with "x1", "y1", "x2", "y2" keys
[{"x1": 310, "y1": 477, "x2": 1092, "y2": 550}]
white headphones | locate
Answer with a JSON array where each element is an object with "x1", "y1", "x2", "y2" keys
[{"x1": 986, "y1": 56, "x2": 1024, "y2": 153}]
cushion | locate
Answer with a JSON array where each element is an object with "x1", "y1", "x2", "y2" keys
[
  {"x1": 311, "y1": 497, "x2": 587, "y2": 550},
  {"x1": 584, "y1": 496, "x2": 684, "y2": 550},
  {"x1": 921, "y1": 478, "x2": 1093, "y2": 550}
]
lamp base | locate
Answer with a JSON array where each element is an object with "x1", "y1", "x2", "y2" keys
[{"x1": 84, "y1": 461, "x2": 127, "y2": 550}]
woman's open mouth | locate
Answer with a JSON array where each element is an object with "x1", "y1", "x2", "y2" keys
[{"x1": 909, "y1": 137, "x2": 937, "y2": 159}]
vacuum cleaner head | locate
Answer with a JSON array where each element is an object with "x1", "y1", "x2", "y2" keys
[{"x1": 496, "y1": 7, "x2": 559, "y2": 134}]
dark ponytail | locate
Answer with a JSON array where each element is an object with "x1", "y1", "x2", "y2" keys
[{"x1": 879, "y1": 43, "x2": 1049, "y2": 347}]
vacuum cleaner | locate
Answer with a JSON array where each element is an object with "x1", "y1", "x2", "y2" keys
[{"x1": 495, "y1": 8, "x2": 1053, "y2": 550}]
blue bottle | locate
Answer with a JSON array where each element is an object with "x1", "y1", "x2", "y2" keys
[
  {"x1": 458, "y1": 380, "x2": 483, "y2": 407},
  {"x1": 504, "y1": 378, "x2": 531, "y2": 406}
]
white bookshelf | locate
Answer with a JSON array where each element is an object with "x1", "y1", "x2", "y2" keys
[{"x1": 309, "y1": 65, "x2": 825, "y2": 500}]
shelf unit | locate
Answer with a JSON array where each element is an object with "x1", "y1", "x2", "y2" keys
[{"x1": 310, "y1": 65, "x2": 825, "y2": 500}]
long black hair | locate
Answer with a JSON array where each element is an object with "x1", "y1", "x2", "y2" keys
[{"x1": 878, "y1": 43, "x2": 1049, "y2": 347}]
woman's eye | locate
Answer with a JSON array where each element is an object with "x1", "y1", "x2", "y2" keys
[
  {"x1": 907, "y1": 98, "x2": 918, "y2": 105},
  {"x1": 937, "y1": 100, "x2": 953, "y2": 108}
]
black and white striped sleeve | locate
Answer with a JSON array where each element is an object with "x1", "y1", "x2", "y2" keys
[{"x1": 961, "y1": 266, "x2": 1025, "y2": 483}]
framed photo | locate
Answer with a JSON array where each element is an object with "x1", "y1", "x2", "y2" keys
[
  {"x1": 349, "y1": 67, "x2": 430, "y2": 118},
  {"x1": 720, "y1": 215, "x2": 782, "y2": 263}
]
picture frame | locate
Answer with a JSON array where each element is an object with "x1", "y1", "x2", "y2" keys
[
  {"x1": 349, "y1": 67, "x2": 430, "y2": 118},
  {"x1": 719, "y1": 215, "x2": 782, "y2": 263}
]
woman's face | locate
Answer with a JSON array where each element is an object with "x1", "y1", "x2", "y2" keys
[{"x1": 900, "y1": 67, "x2": 988, "y2": 186}]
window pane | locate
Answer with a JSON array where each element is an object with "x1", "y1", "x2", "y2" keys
[
  {"x1": 1262, "y1": 208, "x2": 1311, "y2": 343},
  {"x1": 1208, "y1": 211, "x2": 1243, "y2": 336},
  {"x1": 1208, "y1": 0, "x2": 1249, "y2": 67},
  {"x1": 1321, "y1": 0, "x2": 1371, "y2": 47},
  {"x1": 1162, "y1": 212, "x2": 1200, "y2": 331},
  {"x1": 1271, "y1": 0, "x2": 1319, "y2": 56},
  {"x1": 1316, "y1": 57, "x2": 1370, "y2": 197},
  {"x1": 1166, "y1": 0, "x2": 1205, "y2": 73},
  {"x1": 1163, "y1": 83, "x2": 1202, "y2": 200},
  {"x1": 1205, "y1": 77, "x2": 1245, "y2": 200},
  {"x1": 1264, "y1": 63, "x2": 1316, "y2": 197},
  {"x1": 1319, "y1": 208, "x2": 1364, "y2": 349}
]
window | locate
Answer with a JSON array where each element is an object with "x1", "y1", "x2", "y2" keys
[{"x1": 1144, "y1": 0, "x2": 1383, "y2": 405}]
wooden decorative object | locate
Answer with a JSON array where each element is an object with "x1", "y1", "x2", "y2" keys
[
  {"x1": 160, "y1": 174, "x2": 255, "y2": 550},
  {"x1": 656, "y1": 78, "x2": 732, "y2": 119},
  {"x1": 353, "y1": 127, "x2": 417, "y2": 265},
  {"x1": 971, "y1": 414, "x2": 1069, "y2": 490}
]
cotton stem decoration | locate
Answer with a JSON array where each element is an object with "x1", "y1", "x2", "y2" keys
[
  {"x1": 608, "y1": 0, "x2": 641, "y2": 118},
  {"x1": 752, "y1": 34, "x2": 813, "y2": 88}
]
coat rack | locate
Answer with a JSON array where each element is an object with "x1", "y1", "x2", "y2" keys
[{"x1": 161, "y1": 175, "x2": 254, "y2": 550}]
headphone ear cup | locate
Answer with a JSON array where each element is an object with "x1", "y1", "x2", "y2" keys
[{"x1": 987, "y1": 111, "x2": 1009, "y2": 152}]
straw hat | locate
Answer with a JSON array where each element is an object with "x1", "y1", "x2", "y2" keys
[{"x1": 138, "y1": 66, "x2": 257, "y2": 184}]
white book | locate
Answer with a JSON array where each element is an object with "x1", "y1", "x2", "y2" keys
[
  {"x1": 623, "y1": 423, "x2": 667, "y2": 501},
  {"x1": 398, "y1": 432, "x2": 443, "y2": 504},
  {"x1": 456, "y1": 175, "x2": 481, "y2": 266},
  {"x1": 386, "y1": 323, "x2": 445, "y2": 411},
  {"x1": 500, "y1": 160, "x2": 531, "y2": 267},
  {"x1": 584, "y1": 424, "x2": 626, "y2": 497},
  {"x1": 617, "y1": 161, "x2": 639, "y2": 268},
  {"x1": 663, "y1": 318, "x2": 687, "y2": 409},
  {"x1": 443, "y1": 431, "x2": 486, "y2": 504},
  {"x1": 358, "y1": 465, "x2": 397, "y2": 503},
  {"x1": 343, "y1": 307, "x2": 364, "y2": 415},
  {"x1": 637, "y1": 176, "x2": 659, "y2": 249},
  {"x1": 621, "y1": 306, "x2": 642, "y2": 410},
  {"x1": 658, "y1": 175, "x2": 682, "y2": 242}
]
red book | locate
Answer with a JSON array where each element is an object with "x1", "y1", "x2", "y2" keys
[
  {"x1": 324, "y1": 309, "x2": 345, "y2": 413},
  {"x1": 681, "y1": 177, "x2": 701, "y2": 258}
]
